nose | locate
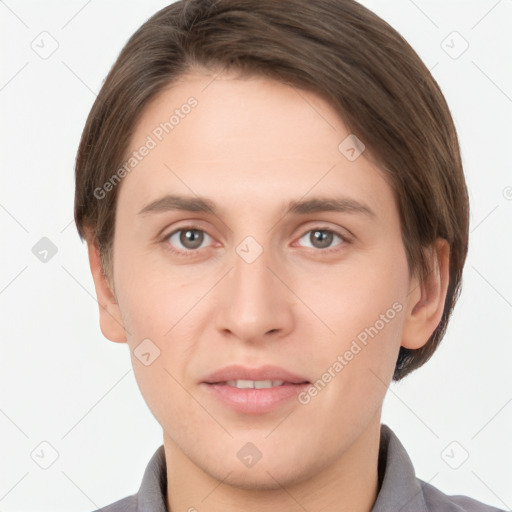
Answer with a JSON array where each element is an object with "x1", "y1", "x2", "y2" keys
[{"x1": 214, "y1": 240, "x2": 295, "y2": 344}]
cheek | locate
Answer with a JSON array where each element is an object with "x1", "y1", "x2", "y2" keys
[
  {"x1": 113, "y1": 243, "x2": 193, "y2": 336},
  {"x1": 303, "y1": 247, "x2": 408, "y2": 338},
  {"x1": 114, "y1": 265, "x2": 206, "y2": 431},
  {"x1": 298, "y1": 248, "x2": 408, "y2": 409},
  {"x1": 114, "y1": 246, "x2": 210, "y2": 361},
  {"x1": 299, "y1": 304, "x2": 405, "y2": 440}
]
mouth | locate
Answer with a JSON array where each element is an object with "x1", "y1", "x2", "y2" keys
[
  {"x1": 207, "y1": 379, "x2": 309, "y2": 388},
  {"x1": 200, "y1": 366, "x2": 311, "y2": 414},
  {"x1": 201, "y1": 381, "x2": 311, "y2": 415},
  {"x1": 202, "y1": 364, "x2": 309, "y2": 386}
]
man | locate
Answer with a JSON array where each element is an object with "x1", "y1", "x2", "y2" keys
[{"x1": 74, "y1": 0, "x2": 504, "y2": 510}]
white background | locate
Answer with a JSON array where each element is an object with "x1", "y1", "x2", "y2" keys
[{"x1": 0, "y1": 0, "x2": 511, "y2": 510}]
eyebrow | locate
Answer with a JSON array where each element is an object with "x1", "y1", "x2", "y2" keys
[{"x1": 137, "y1": 194, "x2": 376, "y2": 218}]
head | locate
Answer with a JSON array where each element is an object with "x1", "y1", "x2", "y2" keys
[{"x1": 74, "y1": 0, "x2": 468, "y2": 490}]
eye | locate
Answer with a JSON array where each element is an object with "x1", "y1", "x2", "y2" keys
[
  {"x1": 296, "y1": 228, "x2": 347, "y2": 251},
  {"x1": 162, "y1": 225, "x2": 349, "y2": 256},
  {"x1": 165, "y1": 227, "x2": 213, "y2": 253}
]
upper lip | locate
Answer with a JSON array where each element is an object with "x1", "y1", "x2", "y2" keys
[{"x1": 202, "y1": 365, "x2": 309, "y2": 384}]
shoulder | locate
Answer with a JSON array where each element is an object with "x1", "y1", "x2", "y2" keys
[
  {"x1": 420, "y1": 479, "x2": 506, "y2": 512},
  {"x1": 89, "y1": 493, "x2": 137, "y2": 512},
  {"x1": 376, "y1": 424, "x2": 505, "y2": 512}
]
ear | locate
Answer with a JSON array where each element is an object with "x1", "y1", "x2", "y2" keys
[
  {"x1": 401, "y1": 238, "x2": 450, "y2": 350},
  {"x1": 85, "y1": 232, "x2": 127, "y2": 343}
]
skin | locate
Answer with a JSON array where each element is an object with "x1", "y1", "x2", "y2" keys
[{"x1": 87, "y1": 68, "x2": 450, "y2": 512}]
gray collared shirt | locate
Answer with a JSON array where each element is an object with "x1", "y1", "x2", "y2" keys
[{"x1": 91, "y1": 424, "x2": 505, "y2": 511}]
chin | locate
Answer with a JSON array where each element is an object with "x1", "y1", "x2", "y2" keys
[{"x1": 217, "y1": 466, "x2": 307, "y2": 491}]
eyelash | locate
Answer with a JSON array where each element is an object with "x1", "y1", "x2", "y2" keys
[{"x1": 161, "y1": 224, "x2": 351, "y2": 257}]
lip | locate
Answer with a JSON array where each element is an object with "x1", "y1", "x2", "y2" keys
[
  {"x1": 200, "y1": 364, "x2": 310, "y2": 415},
  {"x1": 202, "y1": 364, "x2": 309, "y2": 385},
  {"x1": 200, "y1": 382, "x2": 310, "y2": 414}
]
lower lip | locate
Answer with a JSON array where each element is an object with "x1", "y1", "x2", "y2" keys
[{"x1": 201, "y1": 382, "x2": 310, "y2": 414}]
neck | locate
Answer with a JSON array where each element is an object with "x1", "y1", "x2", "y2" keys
[{"x1": 163, "y1": 413, "x2": 382, "y2": 512}]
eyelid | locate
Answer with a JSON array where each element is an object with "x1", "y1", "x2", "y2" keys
[
  {"x1": 161, "y1": 224, "x2": 215, "y2": 256},
  {"x1": 293, "y1": 226, "x2": 351, "y2": 251},
  {"x1": 160, "y1": 222, "x2": 353, "y2": 256}
]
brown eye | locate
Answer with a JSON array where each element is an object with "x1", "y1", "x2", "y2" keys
[
  {"x1": 311, "y1": 230, "x2": 333, "y2": 248},
  {"x1": 166, "y1": 228, "x2": 212, "y2": 252},
  {"x1": 297, "y1": 229, "x2": 345, "y2": 250}
]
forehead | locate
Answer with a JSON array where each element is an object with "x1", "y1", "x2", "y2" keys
[
  {"x1": 117, "y1": 70, "x2": 394, "y2": 219},
  {"x1": 134, "y1": 70, "x2": 345, "y2": 159}
]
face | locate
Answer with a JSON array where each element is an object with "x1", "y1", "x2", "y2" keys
[{"x1": 97, "y1": 69, "x2": 433, "y2": 489}]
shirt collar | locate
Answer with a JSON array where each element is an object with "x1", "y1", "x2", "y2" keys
[
  {"x1": 371, "y1": 423, "x2": 428, "y2": 512},
  {"x1": 136, "y1": 444, "x2": 167, "y2": 512},
  {"x1": 135, "y1": 423, "x2": 427, "y2": 512}
]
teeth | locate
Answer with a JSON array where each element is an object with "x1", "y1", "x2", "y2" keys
[{"x1": 225, "y1": 379, "x2": 285, "y2": 389}]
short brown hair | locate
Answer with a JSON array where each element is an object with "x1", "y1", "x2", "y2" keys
[{"x1": 74, "y1": 0, "x2": 469, "y2": 380}]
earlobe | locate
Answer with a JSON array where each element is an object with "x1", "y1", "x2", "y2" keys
[
  {"x1": 86, "y1": 233, "x2": 127, "y2": 343},
  {"x1": 401, "y1": 239, "x2": 450, "y2": 350}
]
